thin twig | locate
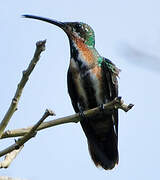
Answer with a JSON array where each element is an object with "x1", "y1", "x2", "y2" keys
[
  {"x1": 0, "y1": 40, "x2": 46, "y2": 138},
  {"x1": 0, "y1": 109, "x2": 54, "y2": 158},
  {"x1": 1, "y1": 97, "x2": 134, "y2": 139}
]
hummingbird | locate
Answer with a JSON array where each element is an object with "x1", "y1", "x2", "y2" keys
[{"x1": 23, "y1": 15, "x2": 120, "y2": 170}]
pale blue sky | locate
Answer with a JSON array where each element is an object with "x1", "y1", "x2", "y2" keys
[{"x1": 1, "y1": 0, "x2": 160, "y2": 179}]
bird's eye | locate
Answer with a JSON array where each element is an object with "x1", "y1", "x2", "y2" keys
[{"x1": 75, "y1": 24, "x2": 81, "y2": 30}]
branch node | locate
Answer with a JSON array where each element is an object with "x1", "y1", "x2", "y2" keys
[
  {"x1": 15, "y1": 144, "x2": 20, "y2": 150},
  {"x1": 12, "y1": 98, "x2": 17, "y2": 104},
  {"x1": 15, "y1": 108, "x2": 18, "y2": 112},
  {"x1": 22, "y1": 70, "x2": 27, "y2": 76}
]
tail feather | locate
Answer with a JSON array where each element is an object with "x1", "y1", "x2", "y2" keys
[
  {"x1": 80, "y1": 114, "x2": 119, "y2": 170},
  {"x1": 88, "y1": 127, "x2": 119, "y2": 170}
]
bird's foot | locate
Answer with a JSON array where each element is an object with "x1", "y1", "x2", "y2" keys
[
  {"x1": 99, "y1": 103, "x2": 104, "y2": 112},
  {"x1": 79, "y1": 110, "x2": 87, "y2": 122},
  {"x1": 99, "y1": 103, "x2": 105, "y2": 113},
  {"x1": 99, "y1": 103, "x2": 107, "y2": 118}
]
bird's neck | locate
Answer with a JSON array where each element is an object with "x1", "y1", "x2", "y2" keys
[{"x1": 69, "y1": 38, "x2": 100, "y2": 71}]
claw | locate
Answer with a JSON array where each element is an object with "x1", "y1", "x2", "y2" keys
[
  {"x1": 79, "y1": 110, "x2": 87, "y2": 122},
  {"x1": 99, "y1": 104, "x2": 105, "y2": 113},
  {"x1": 99, "y1": 103, "x2": 106, "y2": 118}
]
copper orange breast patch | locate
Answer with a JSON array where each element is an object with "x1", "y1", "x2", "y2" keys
[{"x1": 74, "y1": 38, "x2": 96, "y2": 65}]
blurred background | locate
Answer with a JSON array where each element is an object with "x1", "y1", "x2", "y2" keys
[{"x1": 0, "y1": 0, "x2": 160, "y2": 179}]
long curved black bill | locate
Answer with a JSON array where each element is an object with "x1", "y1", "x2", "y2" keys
[{"x1": 22, "y1": 14, "x2": 66, "y2": 30}]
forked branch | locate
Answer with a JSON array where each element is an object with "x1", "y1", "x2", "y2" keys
[{"x1": 0, "y1": 109, "x2": 54, "y2": 160}]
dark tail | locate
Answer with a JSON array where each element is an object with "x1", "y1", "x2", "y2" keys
[
  {"x1": 88, "y1": 127, "x2": 118, "y2": 170},
  {"x1": 80, "y1": 115, "x2": 119, "y2": 170}
]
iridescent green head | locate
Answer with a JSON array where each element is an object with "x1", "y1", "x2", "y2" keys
[
  {"x1": 22, "y1": 15, "x2": 95, "y2": 47},
  {"x1": 65, "y1": 22, "x2": 95, "y2": 47}
]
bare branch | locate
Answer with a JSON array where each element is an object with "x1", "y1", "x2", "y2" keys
[
  {"x1": 0, "y1": 109, "x2": 54, "y2": 158},
  {"x1": 1, "y1": 97, "x2": 134, "y2": 139},
  {"x1": 0, "y1": 145, "x2": 24, "y2": 168},
  {"x1": 0, "y1": 176, "x2": 27, "y2": 180},
  {"x1": 0, "y1": 40, "x2": 46, "y2": 138}
]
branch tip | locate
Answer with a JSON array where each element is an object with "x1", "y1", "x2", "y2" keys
[
  {"x1": 36, "y1": 40, "x2": 46, "y2": 51},
  {"x1": 128, "y1": 104, "x2": 134, "y2": 109},
  {"x1": 45, "y1": 109, "x2": 55, "y2": 116}
]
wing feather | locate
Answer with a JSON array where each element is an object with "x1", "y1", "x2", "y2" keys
[{"x1": 101, "y1": 58, "x2": 119, "y2": 139}]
